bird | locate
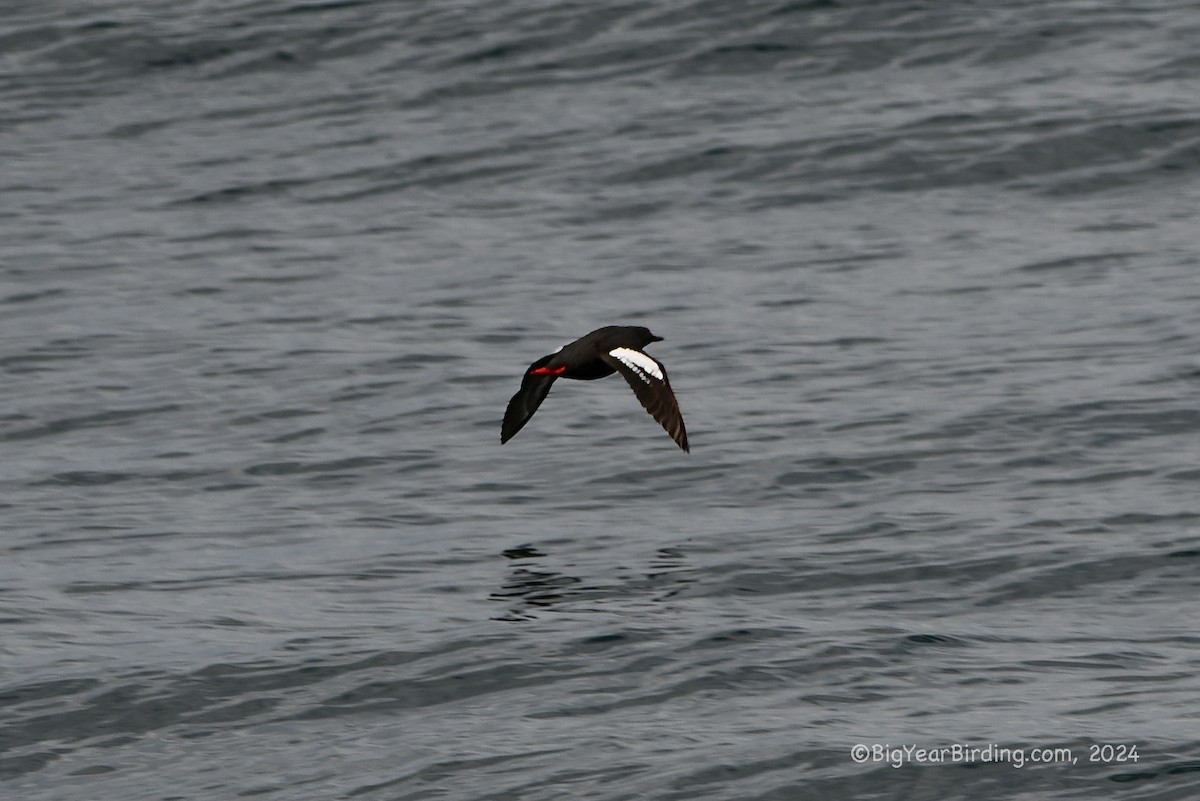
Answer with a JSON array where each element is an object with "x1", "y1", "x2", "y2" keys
[{"x1": 501, "y1": 325, "x2": 689, "y2": 452}]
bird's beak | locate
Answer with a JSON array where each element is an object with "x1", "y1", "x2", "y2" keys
[{"x1": 650, "y1": 335, "x2": 663, "y2": 342}]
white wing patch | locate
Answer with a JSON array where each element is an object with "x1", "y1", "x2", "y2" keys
[{"x1": 609, "y1": 347, "x2": 663, "y2": 383}]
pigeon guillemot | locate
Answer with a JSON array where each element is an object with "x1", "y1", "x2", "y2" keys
[{"x1": 501, "y1": 325, "x2": 689, "y2": 452}]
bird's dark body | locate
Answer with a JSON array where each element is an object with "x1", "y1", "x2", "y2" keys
[
  {"x1": 559, "y1": 360, "x2": 615, "y2": 381},
  {"x1": 500, "y1": 325, "x2": 689, "y2": 451},
  {"x1": 539, "y1": 326, "x2": 657, "y2": 380}
]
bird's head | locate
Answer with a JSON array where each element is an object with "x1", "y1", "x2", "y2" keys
[{"x1": 635, "y1": 326, "x2": 663, "y2": 345}]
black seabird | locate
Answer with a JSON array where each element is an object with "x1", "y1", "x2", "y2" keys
[{"x1": 501, "y1": 325, "x2": 689, "y2": 452}]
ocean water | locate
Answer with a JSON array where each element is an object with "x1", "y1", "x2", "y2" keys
[{"x1": 3, "y1": 1, "x2": 1200, "y2": 798}]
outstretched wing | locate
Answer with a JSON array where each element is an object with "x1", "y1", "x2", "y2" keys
[
  {"x1": 600, "y1": 347, "x2": 689, "y2": 452},
  {"x1": 501, "y1": 354, "x2": 557, "y2": 443}
]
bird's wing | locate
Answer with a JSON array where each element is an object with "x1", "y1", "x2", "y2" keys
[
  {"x1": 501, "y1": 354, "x2": 558, "y2": 443},
  {"x1": 600, "y1": 347, "x2": 689, "y2": 452}
]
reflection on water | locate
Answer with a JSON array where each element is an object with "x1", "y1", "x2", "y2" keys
[
  {"x1": 645, "y1": 546, "x2": 693, "y2": 602},
  {"x1": 491, "y1": 544, "x2": 698, "y2": 621},
  {"x1": 491, "y1": 544, "x2": 581, "y2": 620}
]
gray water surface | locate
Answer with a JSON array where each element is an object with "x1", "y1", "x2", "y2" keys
[{"x1": 3, "y1": 1, "x2": 1200, "y2": 799}]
